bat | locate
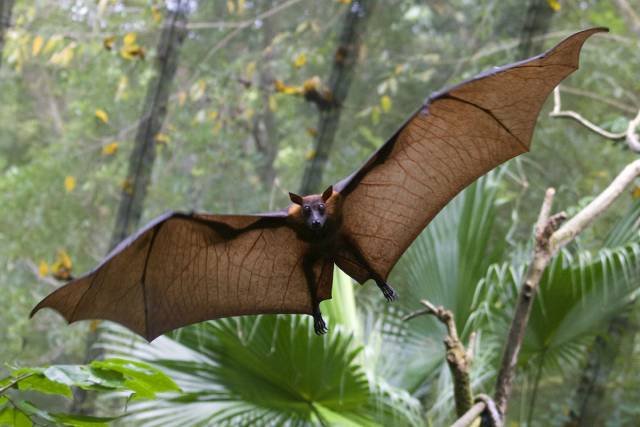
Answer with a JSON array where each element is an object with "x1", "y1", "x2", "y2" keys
[{"x1": 31, "y1": 28, "x2": 606, "y2": 341}]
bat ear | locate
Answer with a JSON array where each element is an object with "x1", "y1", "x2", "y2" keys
[
  {"x1": 289, "y1": 192, "x2": 304, "y2": 205},
  {"x1": 321, "y1": 185, "x2": 333, "y2": 202}
]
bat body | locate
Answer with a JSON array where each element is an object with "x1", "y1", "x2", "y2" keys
[{"x1": 31, "y1": 28, "x2": 605, "y2": 340}]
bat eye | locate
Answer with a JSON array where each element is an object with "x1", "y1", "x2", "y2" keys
[
  {"x1": 303, "y1": 205, "x2": 311, "y2": 215},
  {"x1": 318, "y1": 204, "x2": 325, "y2": 213}
]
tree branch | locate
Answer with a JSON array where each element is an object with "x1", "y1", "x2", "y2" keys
[
  {"x1": 551, "y1": 159, "x2": 640, "y2": 251},
  {"x1": 493, "y1": 188, "x2": 564, "y2": 417},
  {"x1": 550, "y1": 87, "x2": 640, "y2": 152},
  {"x1": 403, "y1": 299, "x2": 474, "y2": 417}
]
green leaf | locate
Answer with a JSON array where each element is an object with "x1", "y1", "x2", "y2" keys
[
  {"x1": 90, "y1": 358, "x2": 180, "y2": 398},
  {"x1": 51, "y1": 413, "x2": 119, "y2": 427},
  {"x1": 16, "y1": 373, "x2": 72, "y2": 398},
  {"x1": 0, "y1": 407, "x2": 31, "y2": 427}
]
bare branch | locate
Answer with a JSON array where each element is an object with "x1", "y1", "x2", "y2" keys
[
  {"x1": 551, "y1": 159, "x2": 640, "y2": 252},
  {"x1": 404, "y1": 299, "x2": 473, "y2": 416},
  {"x1": 494, "y1": 188, "x2": 561, "y2": 417},
  {"x1": 550, "y1": 87, "x2": 627, "y2": 140},
  {"x1": 551, "y1": 87, "x2": 640, "y2": 152},
  {"x1": 451, "y1": 402, "x2": 485, "y2": 427}
]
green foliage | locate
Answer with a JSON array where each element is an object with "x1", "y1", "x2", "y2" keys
[{"x1": 0, "y1": 359, "x2": 179, "y2": 426}]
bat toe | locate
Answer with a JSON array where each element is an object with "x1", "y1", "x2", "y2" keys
[
  {"x1": 313, "y1": 313, "x2": 328, "y2": 335},
  {"x1": 378, "y1": 282, "x2": 397, "y2": 302}
]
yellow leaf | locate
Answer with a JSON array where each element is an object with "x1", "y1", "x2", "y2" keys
[
  {"x1": 64, "y1": 176, "x2": 76, "y2": 192},
  {"x1": 336, "y1": 0, "x2": 351, "y2": 3},
  {"x1": 58, "y1": 250, "x2": 72, "y2": 270},
  {"x1": 151, "y1": 6, "x2": 163, "y2": 23},
  {"x1": 52, "y1": 251, "x2": 72, "y2": 280},
  {"x1": 95, "y1": 109, "x2": 109, "y2": 124},
  {"x1": 123, "y1": 32, "x2": 137, "y2": 46},
  {"x1": 32, "y1": 35, "x2": 44, "y2": 56},
  {"x1": 155, "y1": 133, "x2": 170, "y2": 144},
  {"x1": 227, "y1": 0, "x2": 235, "y2": 13},
  {"x1": 303, "y1": 76, "x2": 321, "y2": 93},
  {"x1": 103, "y1": 35, "x2": 115, "y2": 51},
  {"x1": 293, "y1": 52, "x2": 307, "y2": 68},
  {"x1": 237, "y1": 0, "x2": 246, "y2": 14},
  {"x1": 38, "y1": 261, "x2": 49, "y2": 277},
  {"x1": 120, "y1": 44, "x2": 145, "y2": 60},
  {"x1": 394, "y1": 63, "x2": 406, "y2": 75},
  {"x1": 268, "y1": 95, "x2": 278, "y2": 112},
  {"x1": 43, "y1": 35, "x2": 62, "y2": 54},
  {"x1": 49, "y1": 43, "x2": 75, "y2": 67},
  {"x1": 380, "y1": 95, "x2": 392, "y2": 112},
  {"x1": 102, "y1": 142, "x2": 119, "y2": 155},
  {"x1": 208, "y1": 111, "x2": 219, "y2": 120},
  {"x1": 632, "y1": 186, "x2": 640, "y2": 199},
  {"x1": 305, "y1": 149, "x2": 317, "y2": 160},
  {"x1": 547, "y1": 0, "x2": 561, "y2": 11},
  {"x1": 177, "y1": 91, "x2": 187, "y2": 106},
  {"x1": 306, "y1": 127, "x2": 317, "y2": 137}
]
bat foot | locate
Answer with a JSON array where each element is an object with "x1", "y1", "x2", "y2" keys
[
  {"x1": 313, "y1": 312, "x2": 328, "y2": 335},
  {"x1": 378, "y1": 282, "x2": 397, "y2": 302}
]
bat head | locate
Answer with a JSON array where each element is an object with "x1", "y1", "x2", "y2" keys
[{"x1": 289, "y1": 186, "x2": 333, "y2": 233}]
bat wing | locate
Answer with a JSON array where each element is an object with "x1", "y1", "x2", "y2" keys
[
  {"x1": 334, "y1": 28, "x2": 606, "y2": 282},
  {"x1": 31, "y1": 211, "x2": 334, "y2": 341}
]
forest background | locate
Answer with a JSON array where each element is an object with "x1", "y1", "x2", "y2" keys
[{"x1": 1, "y1": 0, "x2": 640, "y2": 426}]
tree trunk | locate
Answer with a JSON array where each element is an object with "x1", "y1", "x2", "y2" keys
[
  {"x1": 517, "y1": 0, "x2": 555, "y2": 58},
  {"x1": 299, "y1": 0, "x2": 372, "y2": 195},
  {"x1": 0, "y1": 0, "x2": 15, "y2": 68},
  {"x1": 72, "y1": 1, "x2": 189, "y2": 413},
  {"x1": 254, "y1": 0, "x2": 279, "y2": 190}
]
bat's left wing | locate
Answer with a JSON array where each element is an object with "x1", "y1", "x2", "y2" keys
[
  {"x1": 334, "y1": 28, "x2": 605, "y2": 282},
  {"x1": 31, "y1": 212, "x2": 334, "y2": 341}
]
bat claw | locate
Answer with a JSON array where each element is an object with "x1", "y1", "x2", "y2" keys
[
  {"x1": 378, "y1": 282, "x2": 397, "y2": 302},
  {"x1": 313, "y1": 312, "x2": 328, "y2": 335}
]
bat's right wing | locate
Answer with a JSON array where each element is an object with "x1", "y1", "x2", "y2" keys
[
  {"x1": 31, "y1": 212, "x2": 334, "y2": 341},
  {"x1": 334, "y1": 28, "x2": 606, "y2": 283}
]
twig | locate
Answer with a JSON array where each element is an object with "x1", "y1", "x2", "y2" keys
[
  {"x1": 450, "y1": 401, "x2": 485, "y2": 427},
  {"x1": 550, "y1": 87, "x2": 640, "y2": 152},
  {"x1": 551, "y1": 159, "x2": 640, "y2": 251},
  {"x1": 0, "y1": 373, "x2": 35, "y2": 396},
  {"x1": 550, "y1": 87, "x2": 626, "y2": 140},
  {"x1": 404, "y1": 299, "x2": 473, "y2": 416}
]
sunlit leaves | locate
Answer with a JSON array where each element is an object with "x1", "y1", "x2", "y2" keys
[
  {"x1": 94, "y1": 109, "x2": 109, "y2": 124},
  {"x1": 51, "y1": 250, "x2": 73, "y2": 280},
  {"x1": 547, "y1": 0, "x2": 561, "y2": 12},
  {"x1": 63, "y1": 176, "x2": 76, "y2": 192},
  {"x1": 155, "y1": 133, "x2": 170, "y2": 144},
  {"x1": 380, "y1": 95, "x2": 392, "y2": 112},
  {"x1": 37, "y1": 261, "x2": 49, "y2": 277},
  {"x1": 118, "y1": 33, "x2": 146, "y2": 60},
  {"x1": 31, "y1": 36, "x2": 43, "y2": 56},
  {"x1": 293, "y1": 52, "x2": 307, "y2": 68},
  {"x1": 101, "y1": 142, "x2": 119, "y2": 156},
  {"x1": 151, "y1": 5, "x2": 163, "y2": 23},
  {"x1": 49, "y1": 43, "x2": 75, "y2": 67},
  {"x1": 103, "y1": 36, "x2": 115, "y2": 51}
]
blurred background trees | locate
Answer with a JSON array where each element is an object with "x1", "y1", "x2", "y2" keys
[{"x1": 1, "y1": 0, "x2": 639, "y2": 425}]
